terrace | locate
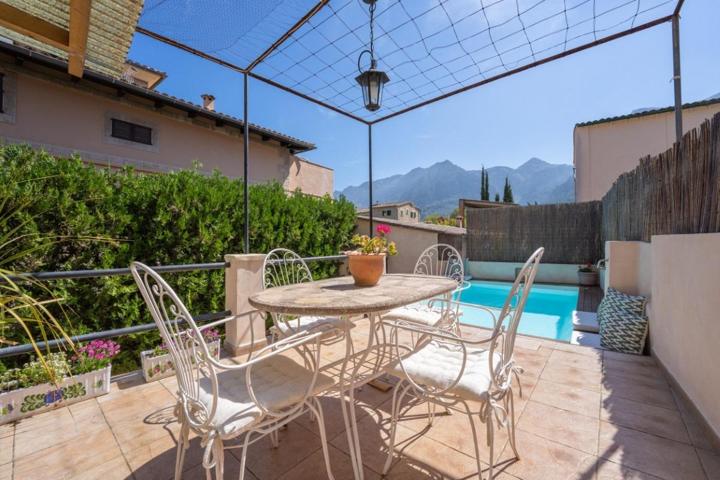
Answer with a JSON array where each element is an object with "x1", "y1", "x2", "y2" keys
[
  {"x1": 4, "y1": 322, "x2": 717, "y2": 480},
  {"x1": 1, "y1": 1, "x2": 719, "y2": 480}
]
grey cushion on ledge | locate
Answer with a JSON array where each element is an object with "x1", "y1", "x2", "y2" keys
[{"x1": 598, "y1": 288, "x2": 649, "y2": 355}]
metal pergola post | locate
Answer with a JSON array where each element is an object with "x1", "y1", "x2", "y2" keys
[
  {"x1": 368, "y1": 123, "x2": 373, "y2": 236},
  {"x1": 672, "y1": 14, "x2": 683, "y2": 146},
  {"x1": 243, "y1": 72, "x2": 250, "y2": 253}
]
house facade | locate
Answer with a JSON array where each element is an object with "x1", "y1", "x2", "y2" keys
[
  {"x1": 357, "y1": 201, "x2": 420, "y2": 223},
  {"x1": 0, "y1": 42, "x2": 333, "y2": 197},
  {"x1": 573, "y1": 98, "x2": 720, "y2": 202}
]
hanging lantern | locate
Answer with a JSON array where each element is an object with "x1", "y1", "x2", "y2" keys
[{"x1": 356, "y1": 0, "x2": 389, "y2": 112}]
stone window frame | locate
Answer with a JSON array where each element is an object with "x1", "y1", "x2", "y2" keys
[{"x1": 104, "y1": 111, "x2": 160, "y2": 153}]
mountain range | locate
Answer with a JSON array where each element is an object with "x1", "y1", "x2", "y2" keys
[{"x1": 336, "y1": 158, "x2": 574, "y2": 217}]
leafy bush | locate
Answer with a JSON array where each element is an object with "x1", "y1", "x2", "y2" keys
[{"x1": 0, "y1": 145, "x2": 356, "y2": 373}]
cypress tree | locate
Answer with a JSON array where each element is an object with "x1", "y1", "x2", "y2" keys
[
  {"x1": 503, "y1": 177, "x2": 514, "y2": 203},
  {"x1": 480, "y1": 166, "x2": 488, "y2": 200}
]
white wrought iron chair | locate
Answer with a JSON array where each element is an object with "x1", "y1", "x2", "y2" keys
[
  {"x1": 263, "y1": 248, "x2": 353, "y2": 343},
  {"x1": 130, "y1": 261, "x2": 337, "y2": 480},
  {"x1": 382, "y1": 247, "x2": 544, "y2": 480},
  {"x1": 383, "y1": 243, "x2": 467, "y2": 330}
]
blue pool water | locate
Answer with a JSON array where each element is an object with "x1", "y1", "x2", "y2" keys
[{"x1": 456, "y1": 281, "x2": 579, "y2": 341}]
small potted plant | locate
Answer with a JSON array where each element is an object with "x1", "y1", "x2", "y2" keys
[
  {"x1": 0, "y1": 340, "x2": 119, "y2": 424},
  {"x1": 345, "y1": 224, "x2": 398, "y2": 286},
  {"x1": 140, "y1": 328, "x2": 221, "y2": 382},
  {"x1": 577, "y1": 263, "x2": 599, "y2": 286}
]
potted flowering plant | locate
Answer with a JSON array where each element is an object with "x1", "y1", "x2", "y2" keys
[
  {"x1": 345, "y1": 224, "x2": 398, "y2": 286},
  {"x1": 0, "y1": 340, "x2": 119, "y2": 424},
  {"x1": 577, "y1": 262, "x2": 599, "y2": 286},
  {"x1": 140, "y1": 328, "x2": 221, "y2": 382}
]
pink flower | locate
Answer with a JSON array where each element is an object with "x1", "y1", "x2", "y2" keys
[{"x1": 376, "y1": 224, "x2": 391, "y2": 236}]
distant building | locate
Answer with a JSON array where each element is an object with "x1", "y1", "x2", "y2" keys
[
  {"x1": 0, "y1": 41, "x2": 334, "y2": 196},
  {"x1": 357, "y1": 201, "x2": 420, "y2": 223},
  {"x1": 574, "y1": 98, "x2": 720, "y2": 202}
]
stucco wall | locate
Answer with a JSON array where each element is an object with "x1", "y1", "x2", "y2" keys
[
  {"x1": 604, "y1": 241, "x2": 652, "y2": 298},
  {"x1": 574, "y1": 103, "x2": 720, "y2": 202},
  {"x1": 355, "y1": 218, "x2": 440, "y2": 274},
  {"x1": 649, "y1": 233, "x2": 720, "y2": 439},
  {"x1": 286, "y1": 158, "x2": 334, "y2": 197},
  {"x1": 0, "y1": 65, "x2": 333, "y2": 195}
]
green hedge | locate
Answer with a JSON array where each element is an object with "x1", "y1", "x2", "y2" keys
[{"x1": 0, "y1": 145, "x2": 356, "y2": 372}]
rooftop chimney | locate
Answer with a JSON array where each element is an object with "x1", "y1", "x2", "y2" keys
[{"x1": 201, "y1": 94, "x2": 215, "y2": 111}]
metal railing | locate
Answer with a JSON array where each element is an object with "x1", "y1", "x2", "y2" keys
[{"x1": 0, "y1": 254, "x2": 347, "y2": 359}]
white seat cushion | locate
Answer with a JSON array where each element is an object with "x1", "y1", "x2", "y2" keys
[
  {"x1": 572, "y1": 311, "x2": 599, "y2": 333},
  {"x1": 275, "y1": 315, "x2": 352, "y2": 335},
  {"x1": 390, "y1": 341, "x2": 501, "y2": 401},
  {"x1": 383, "y1": 305, "x2": 444, "y2": 326},
  {"x1": 198, "y1": 355, "x2": 334, "y2": 437}
]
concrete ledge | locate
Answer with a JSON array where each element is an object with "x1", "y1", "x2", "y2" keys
[{"x1": 570, "y1": 330, "x2": 601, "y2": 348}]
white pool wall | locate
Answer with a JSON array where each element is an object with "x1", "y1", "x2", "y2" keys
[{"x1": 465, "y1": 261, "x2": 578, "y2": 284}]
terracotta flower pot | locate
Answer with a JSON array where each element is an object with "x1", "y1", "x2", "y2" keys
[{"x1": 348, "y1": 254, "x2": 385, "y2": 286}]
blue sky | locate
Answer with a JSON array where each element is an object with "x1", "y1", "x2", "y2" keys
[{"x1": 128, "y1": 0, "x2": 719, "y2": 191}]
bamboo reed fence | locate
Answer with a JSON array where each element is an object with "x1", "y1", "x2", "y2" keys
[
  {"x1": 466, "y1": 112, "x2": 720, "y2": 263},
  {"x1": 466, "y1": 201, "x2": 602, "y2": 264},
  {"x1": 602, "y1": 112, "x2": 720, "y2": 242}
]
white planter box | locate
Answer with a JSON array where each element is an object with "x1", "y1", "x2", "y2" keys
[
  {"x1": 141, "y1": 339, "x2": 221, "y2": 383},
  {"x1": 0, "y1": 365, "x2": 111, "y2": 425}
]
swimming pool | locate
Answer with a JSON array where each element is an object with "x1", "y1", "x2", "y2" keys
[{"x1": 456, "y1": 280, "x2": 579, "y2": 341}]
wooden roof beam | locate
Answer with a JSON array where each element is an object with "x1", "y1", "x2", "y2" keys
[
  {"x1": 67, "y1": 0, "x2": 91, "y2": 77},
  {"x1": 0, "y1": 2, "x2": 69, "y2": 51}
]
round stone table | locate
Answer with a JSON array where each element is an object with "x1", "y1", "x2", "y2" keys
[
  {"x1": 249, "y1": 273, "x2": 457, "y2": 480},
  {"x1": 249, "y1": 273, "x2": 458, "y2": 317}
]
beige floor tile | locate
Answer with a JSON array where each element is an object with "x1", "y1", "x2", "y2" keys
[
  {"x1": 13, "y1": 400, "x2": 108, "y2": 459},
  {"x1": 109, "y1": 408, "x2": 182, "y2": 455},
  {"x1": 0, "y1": 462, "x2": 10, "y2": 480},
  {"x1": 72, "y1": 454, "x2": 133, "y2": 480},
  {"x1": 540, "y1": 362, "x2": 603, "y2": 392},
  {"x1": 395, "y1": 433, "x2": 490, "y2": 480},
  {"x1": 295, "y1": 392, "x2": 375, "y2": 440},
  {"x1": 531, "y1": 378, "x2": 602, "y2": 417},
  {"x1": 600, "y1": 395, "x2": 690, "y2": 444},
  {"x1": 672, "y1": 388, "x2": 720, "y2": 453},
  {"x1": 498, "y1": 430, "x2": 597, "y2": 480},
  {"x1": 13, "y1": 427, "x2": 124, "y2": 480},
  {"x1": 384, "y1": 397, "x2": 509, "y2": 462},
  {"x1": 512, "y1": 350, "x2": 548, "y2": 379},
  {"x1": 278, "y1": 444, "x2": 378, "y2": 480},
  {"x1": 595, "y1": 459, "x2": 663, "y2": 479},
  {"x1": 330, "y1": 406, "x2": 433, "y2": 475},
  {"x1": 602, "y1": 363, "x2": 669, "y2": 390},
  {"x1": 551, "y1": 341, "x2": 605, "y2": 359},
  {"x1": 601, "y1": 376, "x2": 676, "y2": 410},
  {"x1": 603, "y1": 351, "x2": 656, "y2": 366},
  {"x1": 549, "y1": 349, "x2": 603, "y2": 373},
  {"x1": 183, "y1": 451, "x2": 258, "y2": 480},
  {"x1": 0, "y1": 423, "x2": 13, "y2": 438},
  {"x1": 698, "y1": 449, "x2": 720, "y2": 480},
  {"x1": 603, "y1": 357, "x2": 663, "y2": 378},
  {"x1": 237, "y1": 421, "x2": 323, "y2": 480},
  {"x1": 124, "y1": 433, "x2": 204, "y2": 480},
  {"x1": 598, "y1": 422, "x2": 706, "y2": 480},
  {"x1": 518, "y1": 401, "x2": 599, "y2": 455},
  {"x1": 510, "y1": 336, "x2": 545, "y2": 352},
  {"x1": 0, "y1": 426, "x2": 12, "y2": 466}
]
